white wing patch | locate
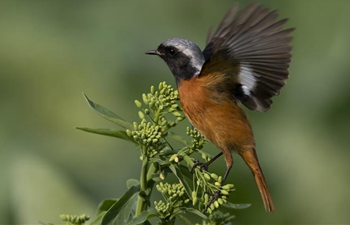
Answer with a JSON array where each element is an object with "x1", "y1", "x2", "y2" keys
[{"x1": 239, "y1": 65, "x2": 257, "y2": 92}]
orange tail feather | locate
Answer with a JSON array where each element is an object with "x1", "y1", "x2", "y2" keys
[{"x1": 240, "y1": 149, "x2": 275, "y2": 212}]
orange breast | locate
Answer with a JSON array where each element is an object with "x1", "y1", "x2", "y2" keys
[{"x1": 178, "y1": 76, "x2": 255, "y2": 152}]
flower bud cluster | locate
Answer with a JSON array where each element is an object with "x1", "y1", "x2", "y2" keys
[
  {"x1": 60, "y1": 214, "x2": 90, "y2": 225},
  {"x1": 127, "y1": 120, "x2": 166, "y2": 158},
  {"x1": 186, "y1": 127, "x2": 206, "y2": 153},
  {"x1": 127, "y1": 81, "x2": 186, "y2": 158},
  {"x1": 201, "y1": 183, "x2": 235, "y2": 214},
  {"x1": 193, "y1": 170, "x2": 235, "y2": 214},
  {"x1": 143, "y1": 82, "x2": 184, "y2": 124},
  {"x1": 154, "y1": 182, "x2": 190, "y2": 219}
]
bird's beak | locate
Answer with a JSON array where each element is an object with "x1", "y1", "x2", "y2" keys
[{"x1": 145, "y1": 50, "x2": 160, "y2": 56}]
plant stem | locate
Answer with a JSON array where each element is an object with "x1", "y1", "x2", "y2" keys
[
  {"x1": 135, "y1": 156, "x2": 148, "y2": 217},
  {"x1": 182, "y1": 154, "x2": 195, "y2": 168}
]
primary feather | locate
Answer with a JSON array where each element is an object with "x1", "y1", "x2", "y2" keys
[{"x1": 202, "y1": 2, "x2": 294, "y2": 111}]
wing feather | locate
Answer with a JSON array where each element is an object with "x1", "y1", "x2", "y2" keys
[{"x1": 202, "y1": 3, "x2": 294, "y2": 111}]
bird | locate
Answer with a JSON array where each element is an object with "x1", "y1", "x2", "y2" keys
[{"x1": 146, "y1": 2, "x2": 294, "y2": 213}]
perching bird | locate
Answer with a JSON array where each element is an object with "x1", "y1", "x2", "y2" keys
[{"x1": 146, "y1": 2, "x2": 294, "y2": 212}]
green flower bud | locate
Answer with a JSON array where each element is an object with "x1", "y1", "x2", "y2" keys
[
  {"x1": 191, "y1": 190, "x2": 197, "y2": 200},
  {"x1": 218, "y1": 176, "x2": 223, "y2": 183},
  {"x1": 214, "y1": 201, "x2": 219, "y2": 208},
  {"x1": 168, "y1": 108, "x2": 176, "y2": 113},
  {"x1": 126, "y1": 129, "x2": 132, "y2": 137},
  {"x1": 134, "y1": 100, "x2": 142, "y2": 108},
  {"x1": 222, "y1": 184, "x2": 235, "y2": 190},
  {"x1": 210, "y1": 203, "x2": 215, "y2": 211},
  {"x1": 172, "y1": 111, "x2": 182, "y2": 117},
  {"x1": 218, "y1": 198, "x2": 224, "y2": 205},
  {"x1": 204, "y1": 173, "x2": 211, "y2": 181},
  {"x1": 151, "y1": 85, "x2": 156, "y2": 94},
  {"x1": 158, "y1": 82, "x2": 164, "y2": 90},
  {"x1": 139, "y1": 111, "x2": 145, "y2": 120},
  {"x1": 210, "y1": 173, "x2": 218, "y2": 180},
  {"x1": 204, "y1": 193, "x2": 209, "y2": 204},
  {"x1": 220, "y1": 190, "x2": 229, "y2": 195},
  {"x1": 142, "y1": 93, "x2": 149, "y2": 105},
  {"x1": 176, "y1": 117, "x2": 184, "y2": 122},
  {"x1": 60, "y1": 214, "x2": 67, "y2": 221},
  {"x1": 193, "y1": 197, "x2": 197, "y2": 206},
  {"x1": 207, "y1": 208, "x2": 212, "y2": 214},
  {"x1": 169, "y1": 154, "x2": 177, "y2": 162}
]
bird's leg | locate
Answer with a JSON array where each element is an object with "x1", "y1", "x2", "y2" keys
[
  {"x1": 221, "y1": 164, "x2": 232, "y2": 185},
  {"x1": 190, "y1": 152, "x2": 223, "y2": 173},
  {"x1": 204, "y1": 146, "x2": 233, "y2": 212}
]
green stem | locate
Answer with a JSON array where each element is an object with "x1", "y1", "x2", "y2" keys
[
  {"x1": 182, "y1": 154, "x2": 195, "y2": 168},
  {"x1": 154, "y1": 108, "x2": 162, "y2": 124},
  {"x1": 135, "y1": 156, "x2": 148, "y2": 217},
  {"x1": 146, "y1": 162, "x2": 158, "y2": 182}
]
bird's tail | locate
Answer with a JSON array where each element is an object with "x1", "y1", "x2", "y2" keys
[{"x1": 240, "y1": 149, "x2": 275, "y2": 212}]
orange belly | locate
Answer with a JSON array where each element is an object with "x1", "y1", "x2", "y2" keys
[{"x1": 178, "y1": 77, "x2": 255, "y2": 153}]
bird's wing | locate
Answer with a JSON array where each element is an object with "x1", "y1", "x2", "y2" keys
[{"x1": 201, "y1": 2, "x2": 294, "y2": 112}]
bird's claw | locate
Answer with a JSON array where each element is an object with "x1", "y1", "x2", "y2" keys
[
  {"x1": 204, "y1": 190, "x2": 222, "y2": 212},
  {"x1": 190, "y1": 159, "x2": 209, "y2": 173}
]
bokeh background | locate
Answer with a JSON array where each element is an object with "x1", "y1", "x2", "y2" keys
[{"x1": 1, "y1": 0, "x2": 350, "y2": 224}]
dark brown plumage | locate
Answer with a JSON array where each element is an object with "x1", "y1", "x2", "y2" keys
[{"x1": 203, "y1": 2, "x2": 294, "y2": 112}]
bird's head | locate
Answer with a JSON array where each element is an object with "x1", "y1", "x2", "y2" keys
[{"x1": 146, "y1": 38, "x2": 205, "y2": 83}]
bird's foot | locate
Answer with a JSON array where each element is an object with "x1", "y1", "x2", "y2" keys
[
  {"x1": 204, "y1": 190, "x2": 222, "y2": 212},
  {"x1": 190, "y1": 159, "x2": 210, "y2": 173}
]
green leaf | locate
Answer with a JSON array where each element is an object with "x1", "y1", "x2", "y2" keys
[
  {"x1": 83, "y1": 93, "x2": 133, "y2": 129},
  {"x1": 181, "y1": 208, "x2": 208, "y2": 220},
  {"x1": 75, "y1": 127, "x2": 135, "y2": 143},
  {"x1": 90, "y1": 212, "x2": 106, "y2": 225},
  {"x1": 148, "y1": 157, "x2": 171, "y2": 166},
  {"x1": 169, "y1": 164, "x2": 192, "y2": 199},
  {"x1": 128, "y1": 209, "x2": 158, "y2": 225},
  {"x1": 101, "y1": 185, "x2": 140, "y2": 225},
  {"x1": 126, "y1": 179, "x2": 140, "y2": 189},
  {"x1": 150, "y1": 173, "x2": 162, "y2": 182},
  {"x1": 177, "y1": 215, "x2": 193, "y2": 225},
  {"x1": 179, "y1": 164, "x2": 193, "y2": 180},
  {"x1": 111, "y1": 193, "x2": 138, "y2": 225},
  {"x1": 223, "y1": 202, "x2": 251, "y2": 209},
  {"x1": 96, "y1": 199, "x2": 117, "y2": 215},
  {"x1": 167, "y1": 132, "x2": 190, "y2": 146}
]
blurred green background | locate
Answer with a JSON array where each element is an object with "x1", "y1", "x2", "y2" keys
[{"x1": 1, "y1": 0, "x2": 350, "y2": 224}]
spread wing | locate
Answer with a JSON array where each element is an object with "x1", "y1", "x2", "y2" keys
[{"x1": 201, "y1": 2, "x2": 294, "y2": 112}]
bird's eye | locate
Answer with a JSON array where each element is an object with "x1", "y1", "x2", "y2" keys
[{"x1": 168, "y1": 47, "x2": 176, "y2": 55}]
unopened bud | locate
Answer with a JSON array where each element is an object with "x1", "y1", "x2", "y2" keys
[
  {"x1": 138, "y1": 111, "x2": 145, "y2": 119},
  {"x1": 134, "y1": 100, "x2": 142, "y2": 108}
]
